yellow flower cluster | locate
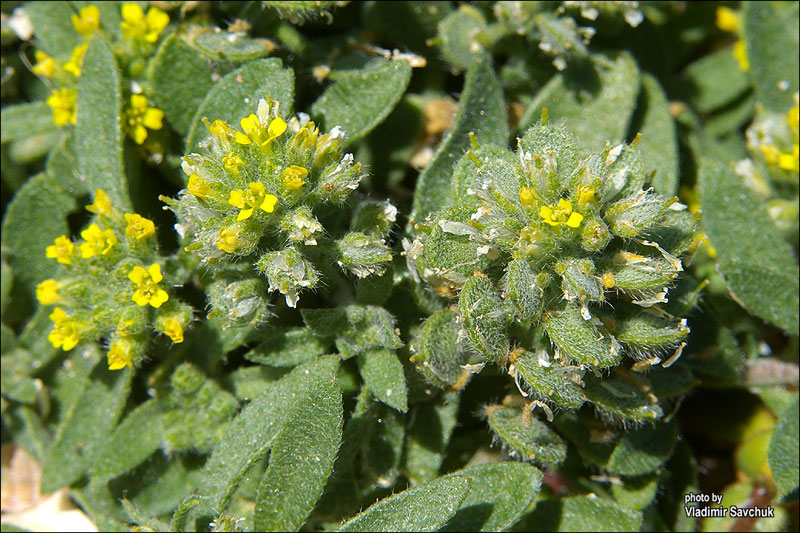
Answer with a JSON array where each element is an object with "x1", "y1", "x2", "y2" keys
[
  {"x1": 120, "y1": 3, "x2": 170, "y2": 45},
  {"x1": 124, "y1": 94, "x2": 165, "y2": 145},
  {"x1": 715, "y1": 6, "x2": 748, "y2": 71},
  {"x1": 540, "y1": 199, "x2": 584, "y2": 228}
]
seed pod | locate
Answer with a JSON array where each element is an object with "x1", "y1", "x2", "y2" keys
[
  {"x1": 542, "y1": 304, "x2": 621, "y2": 368},
  {"x1": 512, "y1": 350, "x2": 586, "y2": 409},
  {"x1": 458, "y1": 275, "x2": 512, "y2": 363},
  {"x1": 410, "y1": 309, "x2": 469, "y2": 389},
  {"x1": 580, "y1": 216, "x2": 611, "y2": 252},
  {"x1": 604, "y1": 188, "x2": 673, "y2": 238},
  {"x1": 502, "y1": 258, "x2": 544, "y2": 323},
  {"x1": 335, "y1": 232, "x2": 392, "y2": 278},
  {"x1": 555, "y1": 258, "x2": 604, "y2": 303},
  {"x1": 256, "y1": 247, "x2": 320, "y2": 307},
  {"x1": 485, "y1": 405, "x2": 567, "y2": 465},
  {"x1": 206, "y1": 275, "x2": 272, "y2": 326}
]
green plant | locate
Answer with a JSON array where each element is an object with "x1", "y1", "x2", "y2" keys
[{"x1": 1, "y1": 2, "x2": 798, "y2": 532}]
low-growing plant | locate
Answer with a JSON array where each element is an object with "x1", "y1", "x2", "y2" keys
[{"x1": 1, "y1": 1, "x2": 797, "y2": 532}]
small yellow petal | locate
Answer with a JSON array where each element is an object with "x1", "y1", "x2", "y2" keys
[
  {"x1": 237, "y1": 207, "x2": 254, "y2": 221},
  {"x1": 150, "y1": 290, "x2": 169, "y2": 308},
  {"x1": 268, "y1": 117, "x2": 288, "y2": 138},
  {"x1": 147, "y1": 263, "x2": 163, "y2": 283},
  {"x1": 235, "y1": 131, "x2": 252, "y2": 145},
  {"x1": 142, "y1": 107, "x2": 164, "y2": 130},
  {"x1": 128, "y1": 266, "x2": 147, "y2": 284},
  {"x1": 122, "y1": 3, "x2": 144, "y2": 23},
  {"x1": 260, "y1": 194, "x2": 278, "y2": 213},
  {"x1": 228, "y1": 189, "x2": 245, "y2": 208},
  {"x1": 566, "y1": 212, "x2": 584, "y2": 228},
  {"x1": 132, "y1": 124, "x2": 148, "y2": 145}
]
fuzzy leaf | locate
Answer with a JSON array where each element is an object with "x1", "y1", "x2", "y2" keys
[
  {"x1": 245, "y1": 327, "x2": 329, "y2": 367},
  {"x1": 312, "y1": 60, "x2": 412, "y2": 146},
  {"x1": 150, "y1": 33, "x2": 214, "y2": 134},
  {"x1": 186, "y1": 58, "x2": 294, "y2": 154},
  {"x1": 75, "y1": 37, "x2": 128, "y2": 208},
  {"x1": 699, "y1": 160, "x2": 799, "y2": 334},
  {"x1": 92, "y1": 399, "x2": 164, "y2": 481},
  {"x1": 253, "y1": 376, "x2": 342, "y2": 531},
  {"x1": 767, "y1": 396, "x2": 799, "y2": 501},
  {"x1": 1, "y1": 102, "x2": 57, "y2": 144},
  {"x1": 441, "y1": 462, "x2": 543, "y2": 532},
  {"x1": 437, "y1": 7, "x2": 487, "y2": 72},
  {"x1": 199, "y1": 356, "x2": 338, "y2": 512},
  {"x1": 631, "y1": 74, "x2": 679, "y2": 195},
  {"x1": 518, "y1": 496, "x2": 642, "y2": 532},
  {"x1": 41, "y1": 353, "x2": 132, "y2": 492},
  {"x1": 25, "y1": 1, "x2": 82, "y2": 55},
  {"x1": 459, "y1": 276, "x2": 511, "y2": 363},
  {"x1": 678, "y1": 48, "x2": 750, "y2": 114},
  {"x1": 411, "y1": 309, "x2": 468, "y2": 388},
  {"x1": 357, "y1": 347, "x2": 408, "y2": 412},
  {"x1": 581, "y1": 374, "x2": 662, "y2": 423},
  {"x1": 521, "y1": 53, "x2": 640, "y2": 155},
  {"x1": 743, "y1": 1, "x2": 799, "y2": 112},
  {"x1": 193, "y1": 30, "x2": 274, "y2": 63},
  {"x1": 412, "y1": 56, "x2": 508, "y2": 221},
  {"x1": 513, "y1": 350, "x2": 585, "y2": 410},
  {"x1": 339, "y1": 475, "x2": 471, "y2": 532},
  {"x1": 405, "y1": 391, "x2": 460, "y2": 484},
  {"x1": 486, "y1": 406, "x2": 567, "y2": 466}
]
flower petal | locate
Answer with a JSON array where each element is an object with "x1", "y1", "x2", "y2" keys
[
  {"x1": 147, "y1": 263, "x2": 163, "y2": 283},
  {"x1": 566, "y1": 212, "x2": 584, "y2": 228},
  {"x1": 237, "y1": 207, "x2": 254, "y2": 221}
]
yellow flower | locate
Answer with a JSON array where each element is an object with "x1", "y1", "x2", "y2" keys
[
  {"x1": 72, "y1": 5, "x2": 100, "y2": 36},
  {"x1": 80, "y1": 224, "x2": 118, "y2": 258},
  {"x1": 283, "y1": 165, "x2": 308, "y2": 190},
  {"x1": 46, "y1": 235, "x2": 75, "y2": 264},
  {"x1": 210, "y1": 119, "x2": 233, "y2": 140},
  {"x1": 36, "y1": 279, "x2": 61, "y2": 305},
  {"x1": 187, "y1": 174, "x2": 211, "y2": 199},
  {"x1": 32, "y1": 50, "x2": 56, "y2": 78},
  {"x1": 788, "y1": 103, "x2": 799, "y2": 134},
  {"x1": 715, "y1": 6, "x2": 741, "y2": 33},
  {"x1": 539, "y1": 198, "x2": 583, "y2": 228},
  {"x1": 577, "y1": 185, "x2": 596, "y2": 205},
  {"x1": 778, "y1": 144, "x2": 799, "y2": 173},
  {"x1": 124, "y1": 213, "x2": 155, "y2": 240},
  {"x1": 86, "y1": 189, "x2": 113, "y2": 216},
  {"x1": 124, "y1": 94, "x2": 164, "y2": 145},
  {"x1": 733, "y1": 40, "x2": 749, "y2": 71},
  {"x1": 163, "y1": 317, "x2": 184, "y2": 343},
  {"x1": 128, "y1": 263, "x2": 169, "y2": 308},
  {"x1": 519, "y1": 187, "x2": 537, "y2": 206},
  {"x1": 223, "y1": 153, "x2": 244, "y2": 174},
  {"x1": 234, "y1": 114, "x2": 287, "y2": 147},
  {"x1": 63, "y1": 43, "x2": 88, "y2": 77},
  {"x1": 48, "y1": 307, "x2": 80, "y2": 351},
  {"x1": 120, "y1": 3, "x2": 169, "y2": 44},
  {"x1": 107, "y1": 338, "x2": 134, "y2": 370},
  {"x1": 216, "y1": 227, "x2": 243, "y2": 253},
  {"x1": 228, "y1": 182, "x2": 278, "y2": 221},
  {"x1": 46, "y1": 88, "x2": 78, "y2": 126}
]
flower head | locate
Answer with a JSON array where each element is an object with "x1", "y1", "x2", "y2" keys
[
  {"x1": 80, "y1": 224, "x2": 118, "y2": 258},
  {"x1": 63, "y1": 43, "x2": 89, "y2": 77},
  {"x1": 46, "y1": 235, "x2": 75, "y2": 264},
  {"x1": 187, "y1": 174, "x2": 211, "y2": 199},
  {"x1": 283, "y1": 165, "x2": 308, "y2": 190},
  {"x1": 48, "y1": 307, "x2": 80, "y2": 351},
  {"x1": 519, "y1": 187, "x2": 537, "y2": 206},
  {"x1": 32, "y1": 50, "x2": 56, "y2": 78},
  {"x1": 36, "y1": 279, "x2": 61, "y2": 305},
  {"x1": 540, "y1": 198, "x2": 584, "y2": 228},
  {"x1": 228, "y1": 182, "x2": 278, "y2": 221},
  {"x1": 163, "y1": 317, "x2": 184, "y2": 343},
  {"x1": 128, "y1": 263, "x2": 169, "y2": 308},
  {"x1": 86, "y1": 189, "x2": 113, "y2": 216},
  {"x1": 234, "y1": 114, "x2": 287, "y2": 148},
  {"x1": 577, "y1": 185, "x2": 596, "y2": 205},
  {"x1": 124, "y1": 94, "x2": 164, "y2": 145},
  {"x1": 72, "y1": 5, "x2": 100, "y2": 36},
  {"x1": 107, "y1": 338, "x2": 134, "y2": 370},
  {"x1": 120, "y1": 3, "x2": 169, "y2": 45},
  {"x1": 46, "y1": 88, "x2": 78, "y2": 126},
  {"x1": 223, "y1": 153, "x2": 244, "y2": 175},
  {"x1": 209, "y1": 120, "x2": 233, "y2": 140},
  {"x1": 124, "y1": 213, "x2": 155, "y2": 240},
  {"x1": 216, "y1": 227, "x2": 243, "y2": 253},
  {"x1": 715, "y1": 6, "x2": 741, "y2": 33}
]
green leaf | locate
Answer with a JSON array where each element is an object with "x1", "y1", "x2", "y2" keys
[
  {"x1": 1, "y1": 102, "x2": 57, "y2": 144},
  {"x1": 75, "y1": 37, "x2": 128, "y2": 208},
  {"x1": 678, "y1": 48, "x2": 750, "y2": 114},
  {"x1": 25, "y1": 1, "x2": 82, "y2": 56},
  {"x1": 193, "y1": 30, "x2": 274, "y2": 63},
  {"x1": 150, "y1": 33, "x2": 214, "y2": 135},
  {"x1": 581, "y1": 374, "x2": 663, "y2": 423},
  {"x1": 186, "y1": 58, "x2": 294, "y2": 154},
  {"x1": 253, "y1": 376, "x2": 342, "y2": 531},
  {"x1": 698, "y1": 160, "x2": 799, "y2": 334},
  {"x1": 458, "y1": 276, "x2": 511, "y2": 363},
  {"x1": 405, "y1": 391, "x2": 460, "y2": 484},
  {"x1": 513, "y1": 350, "x2": 585, "y2": 410},
  {"x1": 91, "y1": 399, "x2": 164, "y2": 481},
  {"x1": 543, "y1": 305, "x2": 621, "y2": 369},
  {"x1": 199, "y1": 356, "x2": 338, "y2": 512},
  {"x1": 517, "y1": 496, "x2": 642, "y2": 532},
  {"x1": 630, "y1": 74, "x2": 679, "y2": 195},
  {"x1": 245, "y1": 327, "x2": 329, "y2": 367},
  {"x1": 410, "y1": 309, "x2": 469, "y2": 388},
  {"x1": 436, "y1": 6, "x2": 487, "y2": 72},
  {"x1": 606, "y1": 422, "x2": 679, "y2": 476},
  {"x1": 41, "y1": 353, "x2": 132, "y2": 492},
  {"x1": 412, "y1": 56, "x2": 508, "y2": 221},
  {"x1": 441, "y1": 462, "x2": 542, "y2": 532},
  {"x1": 767, "y1": 396, "x2": 799, "y2": 500},
  {"x1": 339, "y1": 475, "x2": 471, "y2": 532},
  {"x1": 1, "y1": 173, "x2": 75, "y2": 297},
  {"x1": 486, "y1": 406, "x2": 568, "y2": 466},
  {"x1": 743, "y1": 1, "x2": 799, "y2": 111},
  {"x1": 357, "y1": 347, "x2": 408, "y2": 412},
  {"x1": 611, "y1": 474, "x2": 660, "y2": 511},
  {"x1": 521, "y1": 53, "x2": 640, "y2": 155},
  {"x1": 312, "y1": 60, "x2": 412, "y2": 146},
  {"x1": 302, "y1": 305, "x2": 402, "y2": 359}
]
